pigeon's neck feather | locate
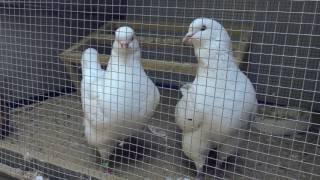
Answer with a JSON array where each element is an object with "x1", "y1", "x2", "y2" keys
[
  {"x1": 195, "y1": 46, "x2": 234, "y2": 65},
  {"x1": 111, "y1": 49, "x2": 141, "y2": 66},
  {"x1": 193, "y1": 45, "x2": 238, "y2": 81}
]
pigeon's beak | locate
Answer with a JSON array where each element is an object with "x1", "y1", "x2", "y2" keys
[
  {"x1": 119, "y1": 41, "x2": 129, "y2": 48},
  {"x1": 182, "y1": 32, "x2": 194, "y2": 45}
]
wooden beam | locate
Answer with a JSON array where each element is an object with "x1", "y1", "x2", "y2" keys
[
  {"x1": 0, "y1": 144, "x2": 113, "y2": 180},
  {"x1": 60, "y1": 20, "x2": 251, "y2": 67},
  {"x1": 60, "y1": 33, "x2": 248, "y2": 68},
  {"x1": 59, "y1": 20, "x2": 252, "y2": 91},
  {"x1": 100, "y1": 20, "x2": 252, "y2": 37},
  {"x1": 60, "y1": 53, "x2": 198, "y2": 76}
]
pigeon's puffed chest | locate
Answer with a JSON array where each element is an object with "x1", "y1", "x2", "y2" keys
[{"x1": 106, "y1": 63, "x2": 152, "y2": 98}]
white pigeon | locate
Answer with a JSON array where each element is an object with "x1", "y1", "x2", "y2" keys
[
  {"x1": 81, "y1": 26, "x2": 160, "y2": 163},
  {"x1": 175, "y1": 18, "x2": 257, "y2": 179}
]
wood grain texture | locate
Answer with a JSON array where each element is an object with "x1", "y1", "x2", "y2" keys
[
  {"x1": 60, "y1": 20, "x2": 251, "y2": 91},
  {"x1": 0, "y1": 96, "x2": 9, "y2": 139}
]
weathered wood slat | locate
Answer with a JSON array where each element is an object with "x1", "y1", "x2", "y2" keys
[
  {"x1": 101, "y1": 20, "x2": 251, "y2": 36},
  {"x1": 0, "y1": 144, "x2": 108, "y2": 180},
  {"x1": 61, "y1": 34, "x2": 248, "y2": 65},
  {"x1": 59, "y1": 20, "x2": 252, "y2": 91},
  {"x1": 60, "y1": 53, "x2": 198, "y2": 75},
  {"x1": 92, "y1": 34, "x2": 247, "y2": 62}
]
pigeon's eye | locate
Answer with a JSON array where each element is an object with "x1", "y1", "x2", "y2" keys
[
  {"x1": 200, "y1": 25, "x2": 206, "y2": 31},
  {"x1": 187, "y1": 118, "x2": 193, "y2": 121}
]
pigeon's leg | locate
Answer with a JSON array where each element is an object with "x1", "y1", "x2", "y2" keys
[
  {"x1": 94, "y1": 145, "x2": 114, "y2": 175},
  {"x1": 182, "y1": 132, "x2": 208, "y2": 180},
  {"x1": 96, "y1": 144, "x2": 114, "y2": 163},
  {"x1": 216, "y1": 137, "x2": 239, "y2": 169},
  {"x1": 84, "y1": 122, "x2": 115, "y2": 165},
  {"x1": 195, "y1": 164, "x2": 205, "y2": 180}
]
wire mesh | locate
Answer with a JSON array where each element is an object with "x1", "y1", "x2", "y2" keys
[{"x1": 0, "y1": 0, "x2": 319, "y2": 179}]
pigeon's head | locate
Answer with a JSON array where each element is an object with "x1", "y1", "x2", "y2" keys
[
  {"x1": 182, "y1": 17, "x2": 231, "y2": 48},
  {"x1": 114, "y1": 26, "x2": 139, "y2": 50}
]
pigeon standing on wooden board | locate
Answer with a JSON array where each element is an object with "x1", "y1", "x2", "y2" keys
[
  {"x1": 175, "y1": 18, "x2": 257, "y2": 179},
  {"x1": 81, "y1": 26, "x2": 160, "y2": 164}
]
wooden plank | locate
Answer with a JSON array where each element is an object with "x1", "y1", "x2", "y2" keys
[
  {"x1": 0, "y1": 96, "x2": 9, "y2": 139},
  {"x1": 64, "y1": 63, "x2": 82, "y2": 95},
  {"x1": 61, "y1": 50, "x2": 198, "y2": 92},
  {"x1": 99, "y1": 20, "x2": 252, "y2": 36},
  {"x1": 60, "y1": 20, "x2": 250, "y2": 65},
  {"x1": 93, "y1": 33, "x2": 245, "y2": 47},
  {"x1": 0, "y1": 143, "x2": 116, "y2": 180},
  {"x1": 94, "y1": 20, "x2": 250, "y2": 63},
  {"x1": 60, "y1": 32, "x2": 248, "y2": 66},
  {"x1": 95, "y1": 20, "x2": 185, "y2": 33},
  {"x1": 60, "y1": 53, "x2": 198, "y2": 76},
  {"x1": 0, "y1": 163, "x2": 33, "y2": 180},
  {"x1": 59, "y1": 20, "x2": 251, "y2": 91}
]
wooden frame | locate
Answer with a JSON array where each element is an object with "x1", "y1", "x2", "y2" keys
[{"x1": 59, "y1": 20, "x2": 252, "y2": 91}]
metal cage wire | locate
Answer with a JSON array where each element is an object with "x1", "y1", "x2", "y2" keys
[{"x1": 0, "y1": 0, "x2": 319, "y2": 179}]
